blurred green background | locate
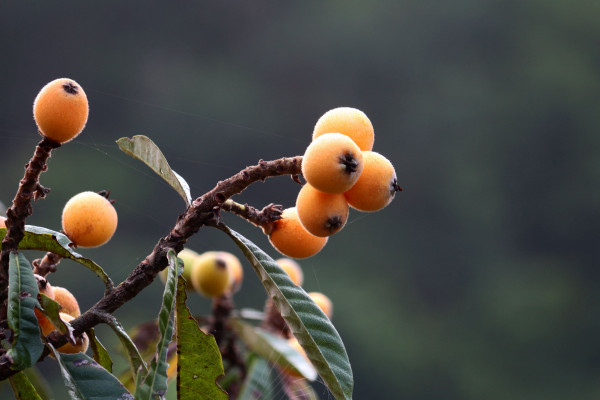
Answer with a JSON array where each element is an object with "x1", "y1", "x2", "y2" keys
[{"x1": 2, "y1": 1, "x2": 600, "y2": 399}]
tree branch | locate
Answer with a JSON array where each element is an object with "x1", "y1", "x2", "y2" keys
[
  {"x1": 0, "y1": 137, "x2": 60, "y2": 319},
  {"x1": 0, "y1": 155, "x2": 303, "y2": 381}
]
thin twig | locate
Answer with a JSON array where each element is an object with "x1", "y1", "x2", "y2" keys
[{"x1": 222, "y1": 200, "x2": 283, "y2": 229}]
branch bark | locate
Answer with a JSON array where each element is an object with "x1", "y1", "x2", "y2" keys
[
  {"x1": 0, "y1": 155, "x2": 302, "y2": 381},
  {"x1": 0, "y1": 137, "x2": 60, "y2": 319}
]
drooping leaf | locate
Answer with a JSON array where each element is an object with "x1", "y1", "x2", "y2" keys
[
  {"x1": 9, "y1": 370, "x2": 43, "y2": 400},
  {"x1": 231, "y1": 319, "x2": 316, "y2": 380},
  {"x1": 238, "y1": 308, "x2": 265, "y2": 321},
  {"x1": 176, "y1": 277, "x2": 227, "y2": 400},
  {"x1": 6, "y1": 253, "x2": 45, "y2": 370},
  {"x1": 38, "y1": 294, "x2": 72, "y2": 336},
  {"x1": 127, "y1": 321, "x2": 161, "y2": 360},
  {"x1": 107, "y1": 318, "x2": 148, "y2": 379},
  {"x1": 237, "y1": 355, "x2": 273, "y2": 400},
  {"x1": 23, "y1": 366, "x2": 54, "y2": 400},
  {"x1": 116, "y1": 135, "x2": 191, "y2": 206},
  {"x1": 279, "y1": 371, "x2": 318, "y2": 400},
  {"x1": 220, "y1": 226, "x2": 353, "y2": 400},
  {"x1": 134, "y1": 250, "x2": 181, "y2": 400},
  {"x1": 88, "y1": 329, "x2": 113, "y2": 373},
  {"x1": 0, "y1": 225, "x2": 113, "y2": 290},
  {"x1": 49, "y1": 345, "x2": 133, "y2": 400}
]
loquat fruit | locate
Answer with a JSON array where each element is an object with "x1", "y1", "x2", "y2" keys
[
  {"x1": 307, "y1": 292, "x2": 333, "y2": 319},
  {"x1": 296, "y1": 183, "x2": 349, "y2": 237},
  {"x1": 275, "y1": 258, "x2": 304, "y2": 286},
  {"x1": 52, "y1": 286, "x2": 81, "y2": 318},
  {"x1": 302, "y1": 132, "x2": 364, "y2": 194},
  {"x1": 268, "y1": 207, "x2": 328, "y2": 259},
  {"x1": 313, "y1": 107, "x2": 374, "y2": 151},
  {"x1": 61, "y1": 191, "x2": 118, "y2": 248},
  {"x1": 221, "y1": 251, "x2": 243, "y2": 294},
  {"x1": 190, "y1": 252, "x2": 232, "y2": 298},
  {"x1": 159, "y1": 247, "x2": 199, "y2": 288},
  {"x1": 34, "y1": 274, "x2": 56, "y2": 334},
  {"x1": 344, "y1": 151, "x2": 401, "y2": 212},
  {"x1": 41, "y1": 312, "x2": 89, "y2": 354},
  {"x1": 33, "y1": 78, "x2": 89, "y2": 143}
]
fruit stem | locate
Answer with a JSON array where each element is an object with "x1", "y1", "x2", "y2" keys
[{"x1": 222, "y1": 200, "x2": 283, "y2": 229}]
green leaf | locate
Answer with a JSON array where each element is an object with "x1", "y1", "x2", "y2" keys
[
  {"x1": 116, "y1": 135, "x2": 191, "y2": 206},
  {"x1": 38, "y1": 294, "x2": 72, "y2": 335},
  {"x1": 176, "y1": 276, "x2": 227, "y2": 400},
  {"x1": 23, "y1": 366, "x2": 55, "y2": 400},
  {"x1": 9, "y1": 370, "x2": 43, "y2": 400},
  {"x1": 135, "y1": 250, "x2": 181, "y2": 400},
  {"x1": 88, "y1": 329, "x2": 113, "y2": 373},
  {"x1": 237, "y1": 355, "x2": 273, "y2": 400},
  {"x1": 231, "y1": 320, "x2": 316, "y2": 380},
  {"x1": 6, "y1": 253, "x2": 45, "y2": 370},
  {"x1": 49, "y1": 345, "x2": 133, "y2": 400},
  {"x1": 220, "y1": 226, "x2": 354, "y2": 400},
  {"x1": 0, "y1": 225, "x2": 113, "y2": 290},
  {"x1": 107, "y1": 318, "x2": 148, "y2": 379}
]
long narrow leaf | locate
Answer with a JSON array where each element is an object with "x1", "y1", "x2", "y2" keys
[
  {"x1": 134, "y1": 250, "x2": 181, "y2": 400},
  {"x1": 7, "y1": 253, "x2": 44, "y2": 370},
  {"x1": 88, "y1": 329, "x2": 113, "y2": 373},
  {"x1": 237, "y1": 355, "x2": 273, "y2": 400},
  {"x1": 9, "y1": 370, "x2": 43, "y2": 400},
  {"x1": 220, "y1": 226, "x2": 353, "y2": 400},
  {"x1": 0, "y1": 225, "x2": 113, "y2": 290},
  {"x1": 108, "y1": 318, "x2": 148, "y2": 379},
  {"x1": 279, "y1": 372, "x2": 318, "y2": 400},
  {"x1": 49, "y1": 345, "x2": 133, "y2": 400},
  {"x1": 176, "y1": 277, "x2": 227, "y2": 400},
  {"x1": 231, "y1": 319, "x2": 316, "y2": 380},
  {"x1": 116, "y1": 135, "x2": 191, "y2": 206}
]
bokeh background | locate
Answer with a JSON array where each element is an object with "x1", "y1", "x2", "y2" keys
[{"x1": 2, "y1": 1, "x2": 600, "y2": 399}]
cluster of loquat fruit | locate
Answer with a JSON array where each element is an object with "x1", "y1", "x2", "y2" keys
[{"x1": 267, "y1": 107, "x2": 401, "y2": 259}]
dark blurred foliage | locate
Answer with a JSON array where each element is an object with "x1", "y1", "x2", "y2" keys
[{"x1": 1, "y1": 1, "x2": 600, "y2": 399}]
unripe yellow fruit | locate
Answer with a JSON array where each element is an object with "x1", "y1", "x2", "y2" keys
[
  {"x1": 159, "y1": 248, "x2": 199, "y2": 288},
  {"x1": 61, "y1": 191, "x2": 118, "y2": 248},
  {"x1": 344, "y1": 151, "x2": 399, "y2": 212},
  {"x1": 268, "y1": 208, "x2": 328, "y2": 259},
  {"x1": 313, "y1": 107, "x2": 374, "y2": 151},
  {"x1": 33, "y1": 78, "x2": 89, "y2": 143},
  {"x1": 221, "y1": 251, "x2": 243, "y2": 293},
  {"x1": 307, "y1": 292, "x2": 333, "y2": 319},
  {"x1": 302, "y1": 132, "x2": 364, "y2": 194},
  {"x1": 41, "y1": 312, "x2": 89, "y2": 354},
  {"x1": 52, "y1": 286, "x2": 81, "y2": 318},
  {"x1": 296, "y1": 183, "x2": 349, "y2": 237},
  {"x1": 190, "y1": 252, "x2": 232, "y2": 298},
  {"x1": 275, "y1": 258, "x2": 304, "y2": 286}
]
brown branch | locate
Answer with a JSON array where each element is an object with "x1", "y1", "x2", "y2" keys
[
  {"x1": 32, "y1": 252, "x2": 63, "y2": 277},
  {"x1": 0, "y1": 155, "x2": 303, "y2": 381},
  {"x1": 0, "y1": 137, "x2": 60, "y2": 318},
  {"x1": 221, "y1": 200, "x2": 283, "y2": 229}
]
